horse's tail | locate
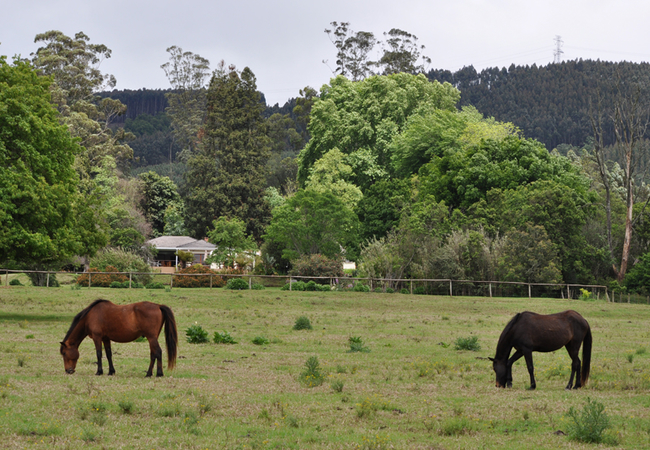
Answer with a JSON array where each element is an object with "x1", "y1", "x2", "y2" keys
[
  {"x1": 160, "y1": 305, "x2": 178, "y2": 370},
  {"x1": 581, "y1": 325, "x2": 592, "y2": 386}
]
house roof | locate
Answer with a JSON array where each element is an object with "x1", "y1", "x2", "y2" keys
[{"x1": 145, "y1": 236, "x2": 216, "y2": 251}]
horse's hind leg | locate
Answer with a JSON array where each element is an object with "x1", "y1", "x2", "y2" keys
[
  {"x1": 146, "y1": 338, "x2": 164, "y2": 377},
  {"x1": 103, "y1": 338, "x2": 116, "y2": 375},
  {"x1": 566, "y1": 344, "x2": 582, "y2": 389},
  {"x1": 523, "y1": 352, "x2": 536, "y2": 390}
]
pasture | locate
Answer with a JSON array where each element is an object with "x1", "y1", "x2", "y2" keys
[{"x1": 0, "y1": 286, "x2": 649, "y2": 449}]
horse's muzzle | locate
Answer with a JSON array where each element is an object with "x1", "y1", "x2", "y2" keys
[{"x1": 65, "y1": 368, "x2": 75, "y2": 374}]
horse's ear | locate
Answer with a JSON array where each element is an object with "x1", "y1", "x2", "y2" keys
[
  {"x1": 488, "y1": 357, "x2": 494, "y2": 362},
  {"x1": 60, "y1": 341, "x2": 65, "y2": 346}
]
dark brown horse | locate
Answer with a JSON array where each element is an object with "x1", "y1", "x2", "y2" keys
[
  {"x1": 60, "y1": 299, "x2": 178, "y2": 377},
  {"x1": 489, "y1": 310, "x2": 591, "y2": 390}
]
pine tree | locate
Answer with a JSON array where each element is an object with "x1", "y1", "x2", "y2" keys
[{"x1": 183, "y1": 63, "x2": 271, "y2": 240}]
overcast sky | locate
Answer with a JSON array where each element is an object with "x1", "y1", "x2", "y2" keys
[{"x1": 3, "y1": 0, "x2": 650, "y2": 106}]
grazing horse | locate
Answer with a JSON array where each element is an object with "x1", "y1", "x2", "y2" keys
[
  {"x1": 60, "y1": 299, "x2": 178, "y2": 377},
  {"x1": 489, "y1": 310, "x2": 591, "y2": 390}
]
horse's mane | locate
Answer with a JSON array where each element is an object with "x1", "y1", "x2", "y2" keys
[
  {"x1": 62, "y1": 299, "x2": 109, "y2": 342},
  {"x1": 496, "y1": 312, "x2": 522, "y2": 351}
]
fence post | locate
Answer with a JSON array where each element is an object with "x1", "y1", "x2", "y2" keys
[
  {"x1": 170, "y1": 274, "x2": 173, "y2": 289},
  {"x1": 249, "y1": 276, "x2": 252, "y2": 290},
  {"x1": 410, "y1": 280, "x2": 413, "y2": 295},
  {"x1": 528, "y1": 284, "x2": 531, "y2": 298},
  {"x1": 89, "y1": 272, "x2": 92, "y2": 288},
  {"x1": 489, "y1": 282, "x2": 492, "y2": 298},
  {"x1": 449, "y1": 280, "x2": 453, "y2": 297},
  {"x1": 210, "y1": 275, "x2": 213, "y2": 289},
  {"x1": 566, "y1": 285, "x2": 570, "y2": 299},
  {"x1": 129, "y1": 272, "x2": 132, "y2": 289},
  {"x1": 46, "y1": 272, "x2": 50, "y2": 288},
  {"x1": 5, "y1": 269, "x2": 8, "y2": 287},
  {"x1": 289, "y1": 277, "x2": 292, "y2": 291}
]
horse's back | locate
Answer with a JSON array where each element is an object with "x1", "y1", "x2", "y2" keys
[{"x1": 86, "y1": 301, "x2": 164, "y2": 342}]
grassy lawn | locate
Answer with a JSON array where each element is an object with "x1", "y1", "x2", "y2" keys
[{"x1": 0, "y1": 286, "x2": 648, "y2": 449}]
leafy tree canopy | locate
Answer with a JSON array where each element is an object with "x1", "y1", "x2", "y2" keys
[
  {"x1": 298, "y1": 73, "x2": 460, "y2": 188},
  {"x1": 0, "y1": 56, "x2": 107, "y2": 266},
  {"x1": 263, "y1": 189, "x2": 360, "y2": 262}
]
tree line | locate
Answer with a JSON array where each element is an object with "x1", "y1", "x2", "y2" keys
[{"x1": 3, "y1": 29, "x2": 650, "y2": 294}]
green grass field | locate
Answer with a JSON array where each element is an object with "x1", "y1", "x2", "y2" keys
[{"x1": 0, "y1": 286, "x2": 648, "y2": 449}]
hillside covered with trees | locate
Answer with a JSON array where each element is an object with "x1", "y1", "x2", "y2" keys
[{"x1": 3, "y1": 29, "x2": 650, "y2": 294}]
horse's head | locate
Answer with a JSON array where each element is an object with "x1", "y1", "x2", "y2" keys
[
  {"x1": 60, "y1": 342, "x2": 79, "y2": 374},
  {"x1": 489, "y1": 357, "x2": 508, "y2": 388}
]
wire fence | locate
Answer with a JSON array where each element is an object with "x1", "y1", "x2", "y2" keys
[{"x1": 0, "y1": 268, "x2": 635, "y2": 303}]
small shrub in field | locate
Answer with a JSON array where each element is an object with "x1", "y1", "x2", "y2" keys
[
  {"x1": 330, "y1": 379, "x2": 344, "y2": 392},
  {"x1": 226, "y1": 278, "x2": 249, "y2": 290},
  {"x1": 293, "y1": 316, "x2": 312, "y2": 330},
  {"x1": 566, "y1": 398, "x2": 615, "y2": 444},
  {"x1": 110, "y1": 281, "x2": 129, "y2": 289},
  {"x1": 118, "y1": 400, "x2": 134, "y2": 414},
  {"x1": 386, "y1": 287, "x2": 395, "y2": 293},
  {"x1": 414, "y1": 286, "x2": 426, "y2": 295},
  {"x1": 252, "y1": 336, "x2": 270, "y2": 345},
  {"x1": 186, "y1": 324, "x2": 209, "y2": 344},
  {"x1": 348, "y1": 336, "x2": 370, "y2": 353},
  {"x1": 454, "y1": 336, "x2": 480, "y2": 351},
  {"x1": 146, "y1": 281, "x2": 165, "y2": 289},
  {"x1": 213, "y1": 331, "x2": 237, "y2": 344},
  {"x1": 400, "y1": 288, "x2": 410, "y2": 294},
  {"x1": 300, "y1": 356, "x2": 324, "y2": 387},
  {"x1": 9, "y1": 279, "x2": 23, "y2": 286},
  {"x1": 251, "y1": 283, "x2": 265, "y2": 290}
]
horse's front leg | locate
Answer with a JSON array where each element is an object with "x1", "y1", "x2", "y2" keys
[
  {"x1": 506, "y1": 350, "x2": 524, "y2": 388},
  {"x1": 103, "y1": 338, "x2": 116, "y2": 376},
  {"x1": 92, "y1": 338, "x2": 103, "y2": 376},
  {"x1": 523, "y1": 352, "x2": 536, "y2": 390}
]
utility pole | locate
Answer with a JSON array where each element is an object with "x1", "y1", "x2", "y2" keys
[{"x1": 553, "y1": 35, "x2": 564, "y2": 63}]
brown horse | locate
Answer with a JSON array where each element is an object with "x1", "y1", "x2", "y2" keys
[
  {"x1": 489, "y1": 310, "x2": 591, "y2": 390},
  {"x1": 60, "y1": 299, "x2": 178, "y2": 377}
]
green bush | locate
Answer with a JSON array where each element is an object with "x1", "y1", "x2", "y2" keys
[
  {"x1": 251, "y1": 283, "x2": 265, "y2": 290},
  {"x1": 9, "y1": 279, "x2": 23, "y2": 286},
  {"x1": 566, "y1": 398, "x2": 615, "y2": 444},
  {"x1": 454, "y1": 336, "x2": 481, "y2": 351},
  {"x1": 213, "y1": 331, "x2": 237, "y2": 344},
  {"x1": 353, "y1": 282, "x2": 370, "y2": 292},
  {"x1": 88, "y1": 248, "x2": 153, "y2": 285},
  {"x1": 146, "y1": 282, "x2": 166, "y2": 289},
  {"x1": 289, "y1": 254, "x2": 344, "y2": 279},
  {"x1": 186, "y1": 324, "x2": 209, "y2": 344},
  {"x1": 300, "y1": 356, "x2": 324, "y2": 387},
  {"x1": 281, "y1": 281, "x2": 306, "y2": 291},
  {"x1": 400, "y1": 288, "x2": 410, "y2": 294},
  {"x1": 386, "y1": 287, "x2": 395, "y2": 294},
  {"x1": 293, "y1": 316, "x2": 313, "y2": 330},
  {"x1": 252, "y1": 336, "x2": 270, "y2": 345},
  {"x1": 109, "y1": 281, "x2": 129, "y2": 289},
  {"x1": 348, "y1": 336, "x2": 370, "y2": 353},
  {"x1": 226, "y1": 278, "x2": 249, "y2": 290}
]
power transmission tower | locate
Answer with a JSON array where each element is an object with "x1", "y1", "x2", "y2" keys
[{"x1": 553, "y1": 35, "x2": 564, "y2": 63}]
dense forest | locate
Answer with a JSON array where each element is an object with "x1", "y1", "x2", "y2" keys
[
  {"x1": 427, "y1": 60, "x2": 650, "y2": 151},
  {"x1": 4, "y1": 30, "x2": 650, "y2": 295}
]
